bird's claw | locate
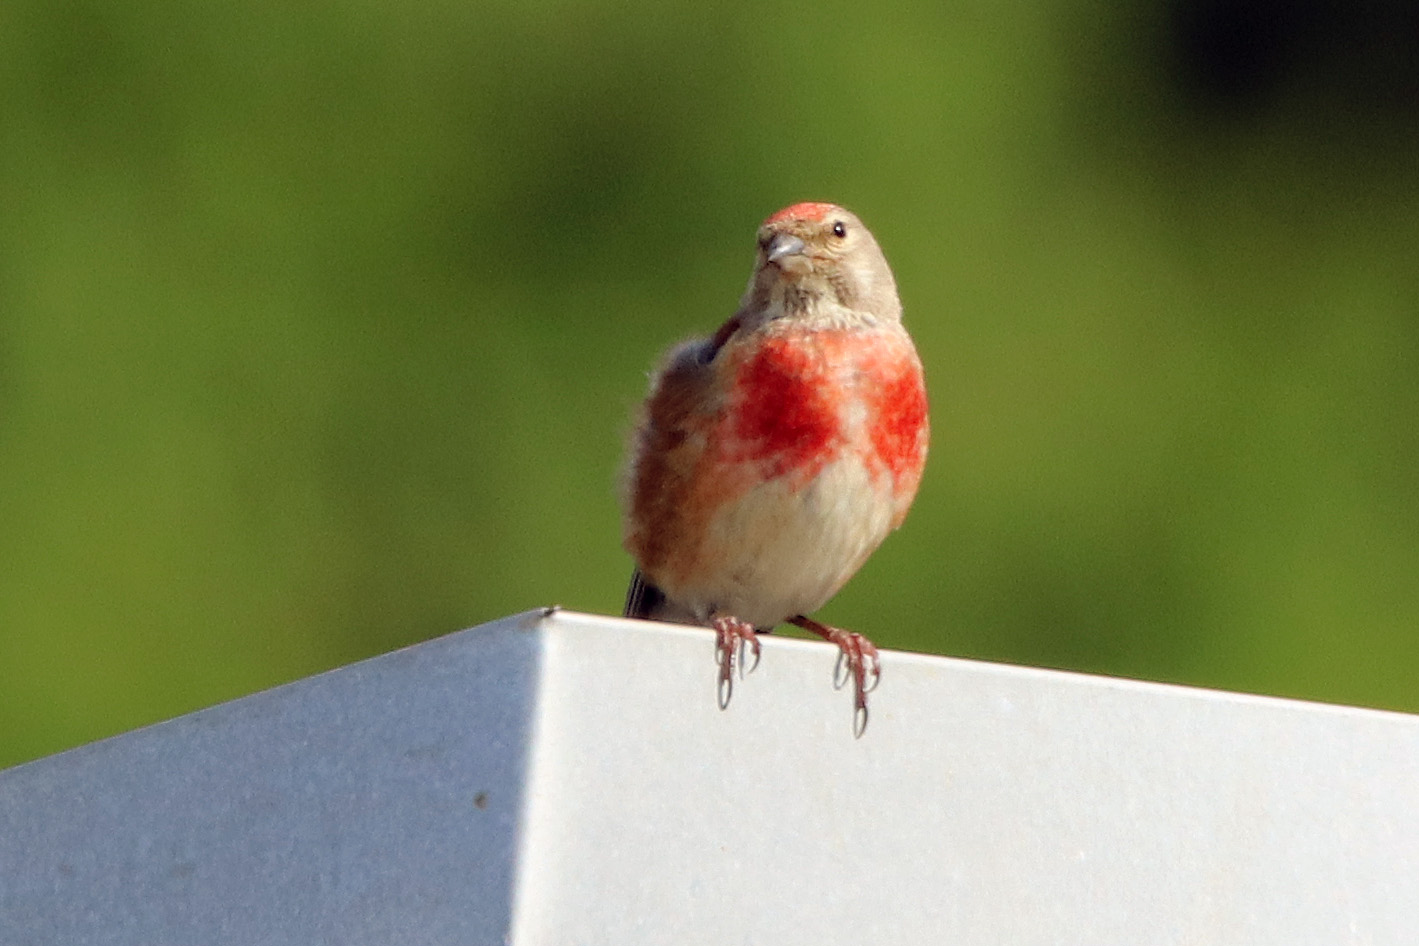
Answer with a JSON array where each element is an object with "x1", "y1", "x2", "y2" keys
[
  {"x1": 829, "y1": 632, "x2": 880, "y2": 737},
  {"x1": 713, "y1": 616, "x2": 760, "y2": 709},
  {"x1": 785, "y1": 615, "x2": 880, "y2": 737},
  {"x1": 832, "y1": 640, "x2": 881, "y2": 693}
]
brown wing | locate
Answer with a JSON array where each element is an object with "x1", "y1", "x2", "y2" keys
[{"x1": 622, "y1": 315, "x2": 744, "y2": 585}]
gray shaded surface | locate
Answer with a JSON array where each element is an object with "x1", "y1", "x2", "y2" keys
[{"x1": 0, "y1": 612, "x2": 542, "y2": 946}]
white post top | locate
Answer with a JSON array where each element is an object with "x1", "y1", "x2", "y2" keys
[{"x1": 3, "y1": 609, "x2": 1417, "y2": 945}]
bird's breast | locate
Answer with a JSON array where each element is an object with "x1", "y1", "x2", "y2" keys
[
  {"x1": 719, "y1": 326, "x2": 928, "y2": 497},
  {"x1": 629, "y1": 324, "x2": 928, "y2": 624}
]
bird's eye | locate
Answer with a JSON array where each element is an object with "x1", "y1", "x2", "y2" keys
[{"x1": 831, "y1": 221, "x2": 847, "y2": 239}]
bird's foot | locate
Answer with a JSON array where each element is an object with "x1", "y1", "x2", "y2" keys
[
  {"x1": 712, "y1": 615, "x2": 761, "y2": 710},
  {"x1": 788, "y1": 616, "x2": 881, "y2": 738}
]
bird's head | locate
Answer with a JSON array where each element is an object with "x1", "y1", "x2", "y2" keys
[{"x1": 742, "y1": 202, "x2": 901, "y2": 330}]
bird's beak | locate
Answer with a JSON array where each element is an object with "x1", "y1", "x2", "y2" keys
[{"x1": 765, "y1": 233, "x2": 806, "y2": 264}]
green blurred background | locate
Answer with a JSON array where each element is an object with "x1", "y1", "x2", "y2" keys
[{"x1": 3, "y1": 0, "x2": 1417, "y2": 769}]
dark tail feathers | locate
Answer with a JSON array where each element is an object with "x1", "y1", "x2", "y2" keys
[{"x1": 623, "y1": 569, "x2": 666, "y2": 619}]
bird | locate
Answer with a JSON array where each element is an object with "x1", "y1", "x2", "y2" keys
[{"x1": 620, "y1": 201, "x2": 928, "y2": 735}]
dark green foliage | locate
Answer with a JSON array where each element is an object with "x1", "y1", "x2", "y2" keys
[{"x1": 3, "y1": 0, "x2": 1417, "y2": 767}]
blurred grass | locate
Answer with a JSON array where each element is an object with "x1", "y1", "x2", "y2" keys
[{"x1": 3, "y1": 0, "x2": 1418, "y2": 768}]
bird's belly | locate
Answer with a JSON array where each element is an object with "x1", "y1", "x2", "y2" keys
[{"x1": 677, "y1": 453, "x2": 897, "y2": 628}]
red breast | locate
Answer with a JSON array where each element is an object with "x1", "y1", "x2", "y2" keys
[{"x1": 719, "y1": 324, "x2": 928, "y2": 518}]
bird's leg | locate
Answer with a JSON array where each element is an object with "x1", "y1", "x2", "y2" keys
[
  {"x1": 711, "y1": 615, "x2": 761, "y2": 710},
  {"x1": 788, "y1": 615, "x2": 881, "y2": 737}
]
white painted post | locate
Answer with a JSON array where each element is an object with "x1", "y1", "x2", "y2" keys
[{"x1": 3, "y1": 609, "x2": 1416, "y2": 944}]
